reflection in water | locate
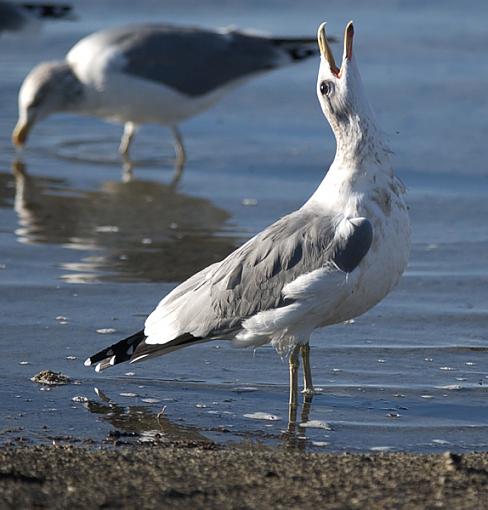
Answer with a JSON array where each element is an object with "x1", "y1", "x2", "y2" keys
[
  {"x1": 283, "y1": 396, "x2": 313, "y2": 450},
  {"x1": 85, "y1": 388, "x2": 316, "y2": 448},
  {"x1": 8, "y1": 161, "x2": 237, "y2": 282},
  {"x1": 50, "y1": 137, "x2": 185, "y2": 184},
  {"x1": 85, "y1": 388, "x2": 210, "y2": 444}
]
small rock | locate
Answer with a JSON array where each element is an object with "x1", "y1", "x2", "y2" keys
[{"x1": 31, "y1": 370, "x2": 72, "y2": 385}]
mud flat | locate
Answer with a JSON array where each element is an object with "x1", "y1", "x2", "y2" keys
[{"x1": 0, "y1": 444, "x2": 487, "y2": 509}]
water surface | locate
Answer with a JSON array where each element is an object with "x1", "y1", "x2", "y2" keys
[{"x1": 0, "y1": 0, "x2": 487, "y2": 451}]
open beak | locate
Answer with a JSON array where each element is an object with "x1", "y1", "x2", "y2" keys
[
  {"x1": 318, "y1": 21, "x2": 354, "y2": 77},
  {"x1": 12, "y1": 119, "x2": 31, "y2": 148},
  {"x1": 317, "y1": 22, "x2": 339, "y2": 76},
  {"x1": 344, "y1": 21, "x2": 354, "y2": 60}
]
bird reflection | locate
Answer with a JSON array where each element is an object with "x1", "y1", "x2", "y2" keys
[
  {"x1": 85, "y1": 387, "x2": 316, "y2": 448},
  {"x1": 121, "y1": 153, "x2": 184, "y2": 185},
  {"x1": 84, "y1": 387, "x2": 211, "y2": 444},
  {"x1": 10, "y1": 160, "x2": 237, "y2": 282},
  {"x1": 282, "y1": 396, "x2": 314, "y2": 449}
]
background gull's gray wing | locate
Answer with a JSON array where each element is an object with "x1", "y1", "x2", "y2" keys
[
  {"x1": 92, "y1": 24, "x2": 315, "y2": 97},
  {"x1": 143, "y1": 209, "x2": 373, "y2": 345}
]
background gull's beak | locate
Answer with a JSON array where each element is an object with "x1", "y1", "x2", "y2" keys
[
  {"x1": 317, "y1": 22, "x2": 339, "y2": 76},
  {"x1": 12, "y1": 120, "x2": 31, "y2": 148}
]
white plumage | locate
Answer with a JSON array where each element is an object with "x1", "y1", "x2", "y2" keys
[{"x1": 12, "y1": 23, "x2": 318, "y2": 167}]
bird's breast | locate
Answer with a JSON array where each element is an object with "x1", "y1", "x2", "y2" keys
[{"x1": 317, "y1": 192, "x2": 410, "y2": 327}]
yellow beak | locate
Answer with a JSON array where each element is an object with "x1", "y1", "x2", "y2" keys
[
  {"x1": 12, "y1": 120, "x2": 31, "y2": 148},
  {"x1": 317, "y1": 22, "x2": 339, "y2": 76},
  {"x1": 344, "y1": 21, "x2": 354, "y2": 60}
]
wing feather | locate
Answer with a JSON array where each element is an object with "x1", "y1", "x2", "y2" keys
[{"x1": 144, "y1": 210, "x2": 373, "y2": 344}]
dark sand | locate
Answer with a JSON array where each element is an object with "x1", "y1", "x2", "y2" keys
[{"x1": 0, "y1": 444, "x2": 487, "y2": 509}]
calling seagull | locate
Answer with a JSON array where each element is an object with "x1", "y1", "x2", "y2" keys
[{"x1": 85, "y1": 21, "x2": 410, "y2": 414}]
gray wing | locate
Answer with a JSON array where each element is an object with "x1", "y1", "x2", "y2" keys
[
  {"x1": 145, "y1": 209, "x2": 373, "y2": 341},
  {"x1": 97, "y1": 24, "x2": 288, "y2": 96},
  {"x1": 207, "y1": 210, "x2": 372, "y2": 331}
]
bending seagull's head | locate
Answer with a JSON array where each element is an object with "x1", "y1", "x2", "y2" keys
[
  {"x1": 316, "y1": 21, "x2": 379, "y2": 157},
  {"x1": 12, "y1": 61, "x2": 83, "y2": 148}
]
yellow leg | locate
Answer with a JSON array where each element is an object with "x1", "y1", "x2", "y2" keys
[
  {"x1": 288, "y1": 345, "x2": 301, "y2": 422},
  {"x1": 119, "y1": 122, "x2": 136, "y2": 157},
  {"x1": 301, "y1": 344, "x2": 314, "y2": 398},
  {"x1": 170, "y1": 125, "x2": 186, "y2": 184}
]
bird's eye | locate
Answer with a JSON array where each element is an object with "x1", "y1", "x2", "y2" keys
[{"x1": 320, "y1": 81, "x2": 333, "y2": 97}]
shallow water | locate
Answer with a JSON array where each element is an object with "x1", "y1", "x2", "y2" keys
[{"x1": 0, "y1": 0, "x2": 487, "y2": 451}]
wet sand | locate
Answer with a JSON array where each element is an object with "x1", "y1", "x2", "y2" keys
[{"x1": 0, "y1": 444, "x2": 487, "y2": 509}]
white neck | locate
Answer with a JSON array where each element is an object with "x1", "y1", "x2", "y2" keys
[{"x1": 307, "y1": 110, "x2": 394, "y2": 208}]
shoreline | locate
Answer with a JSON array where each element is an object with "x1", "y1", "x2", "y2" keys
[{"x1": 0, "y1": 444, "x2": 486, "y2": 509}]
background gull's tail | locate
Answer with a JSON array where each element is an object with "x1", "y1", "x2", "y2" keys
[
  {"x1": 19, "y1": 3, "x2": 73, "y2": 20},
  {"x1": 271, "y1": 34, "x2": 337, "y2": 62}
]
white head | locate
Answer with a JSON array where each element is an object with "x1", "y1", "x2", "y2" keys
[
  {"x1": 12, "y1": 61, "x2": 83, "y2": 147},
  {"x1": 316, "y1": 22, "x2": 379, "y2": 159}
]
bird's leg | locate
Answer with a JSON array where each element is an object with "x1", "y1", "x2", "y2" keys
[
  {"x1": 170, "y1": 125, "x2": 186, "y2": 182},
  {"x1": 119, "y1": 122, "x2": 136, "y2": 158},
  {"x1": 301, "y1": 344, "x2": 314, "y2": 399},
  {"x1": 287, "y1": 407, "x2": 297, "y2": 435},
  {"x1": 300, "y1": 397, "x2": 312, "y2": 424},
  {"x1": 121, "y1": 159, "x2": 134, "y2": 183},
  {"x1": 288, "y1": 345, "x2": 301, "y2": 424}
]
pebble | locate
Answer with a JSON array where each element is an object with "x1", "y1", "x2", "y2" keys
[{"x1": 31, "y1": 370, "x2": 72, "y2": 385}]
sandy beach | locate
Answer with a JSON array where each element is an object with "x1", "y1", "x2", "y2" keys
[{"x1": 1, "y1": 444, "x2": 487, "y2": 509}]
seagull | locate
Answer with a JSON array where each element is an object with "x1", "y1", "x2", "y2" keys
[
  {"x1": 85, "y1": 22, "x2": 410, "y2": 414},
  {"x1": 12, "y1": 22, "x2": 320, "y2": 170}
]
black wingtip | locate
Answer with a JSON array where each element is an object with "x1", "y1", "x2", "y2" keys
[
  {"x1": 20, "y1": 3, "x2": 73, "y2": 20},
  {"x1": 271, "y1": 37, "x2": 320, "y2": 62},
  {"x1": 85, "y1": 329, "x2": 146, "y2": 372}
]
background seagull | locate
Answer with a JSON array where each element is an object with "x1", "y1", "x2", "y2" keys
[
  {"x1": 85, "y1": 21, "x2": 410, "y2": 415},
  {"x1": 12, "y1": 22, "x2": 320, "y2": 170}
]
